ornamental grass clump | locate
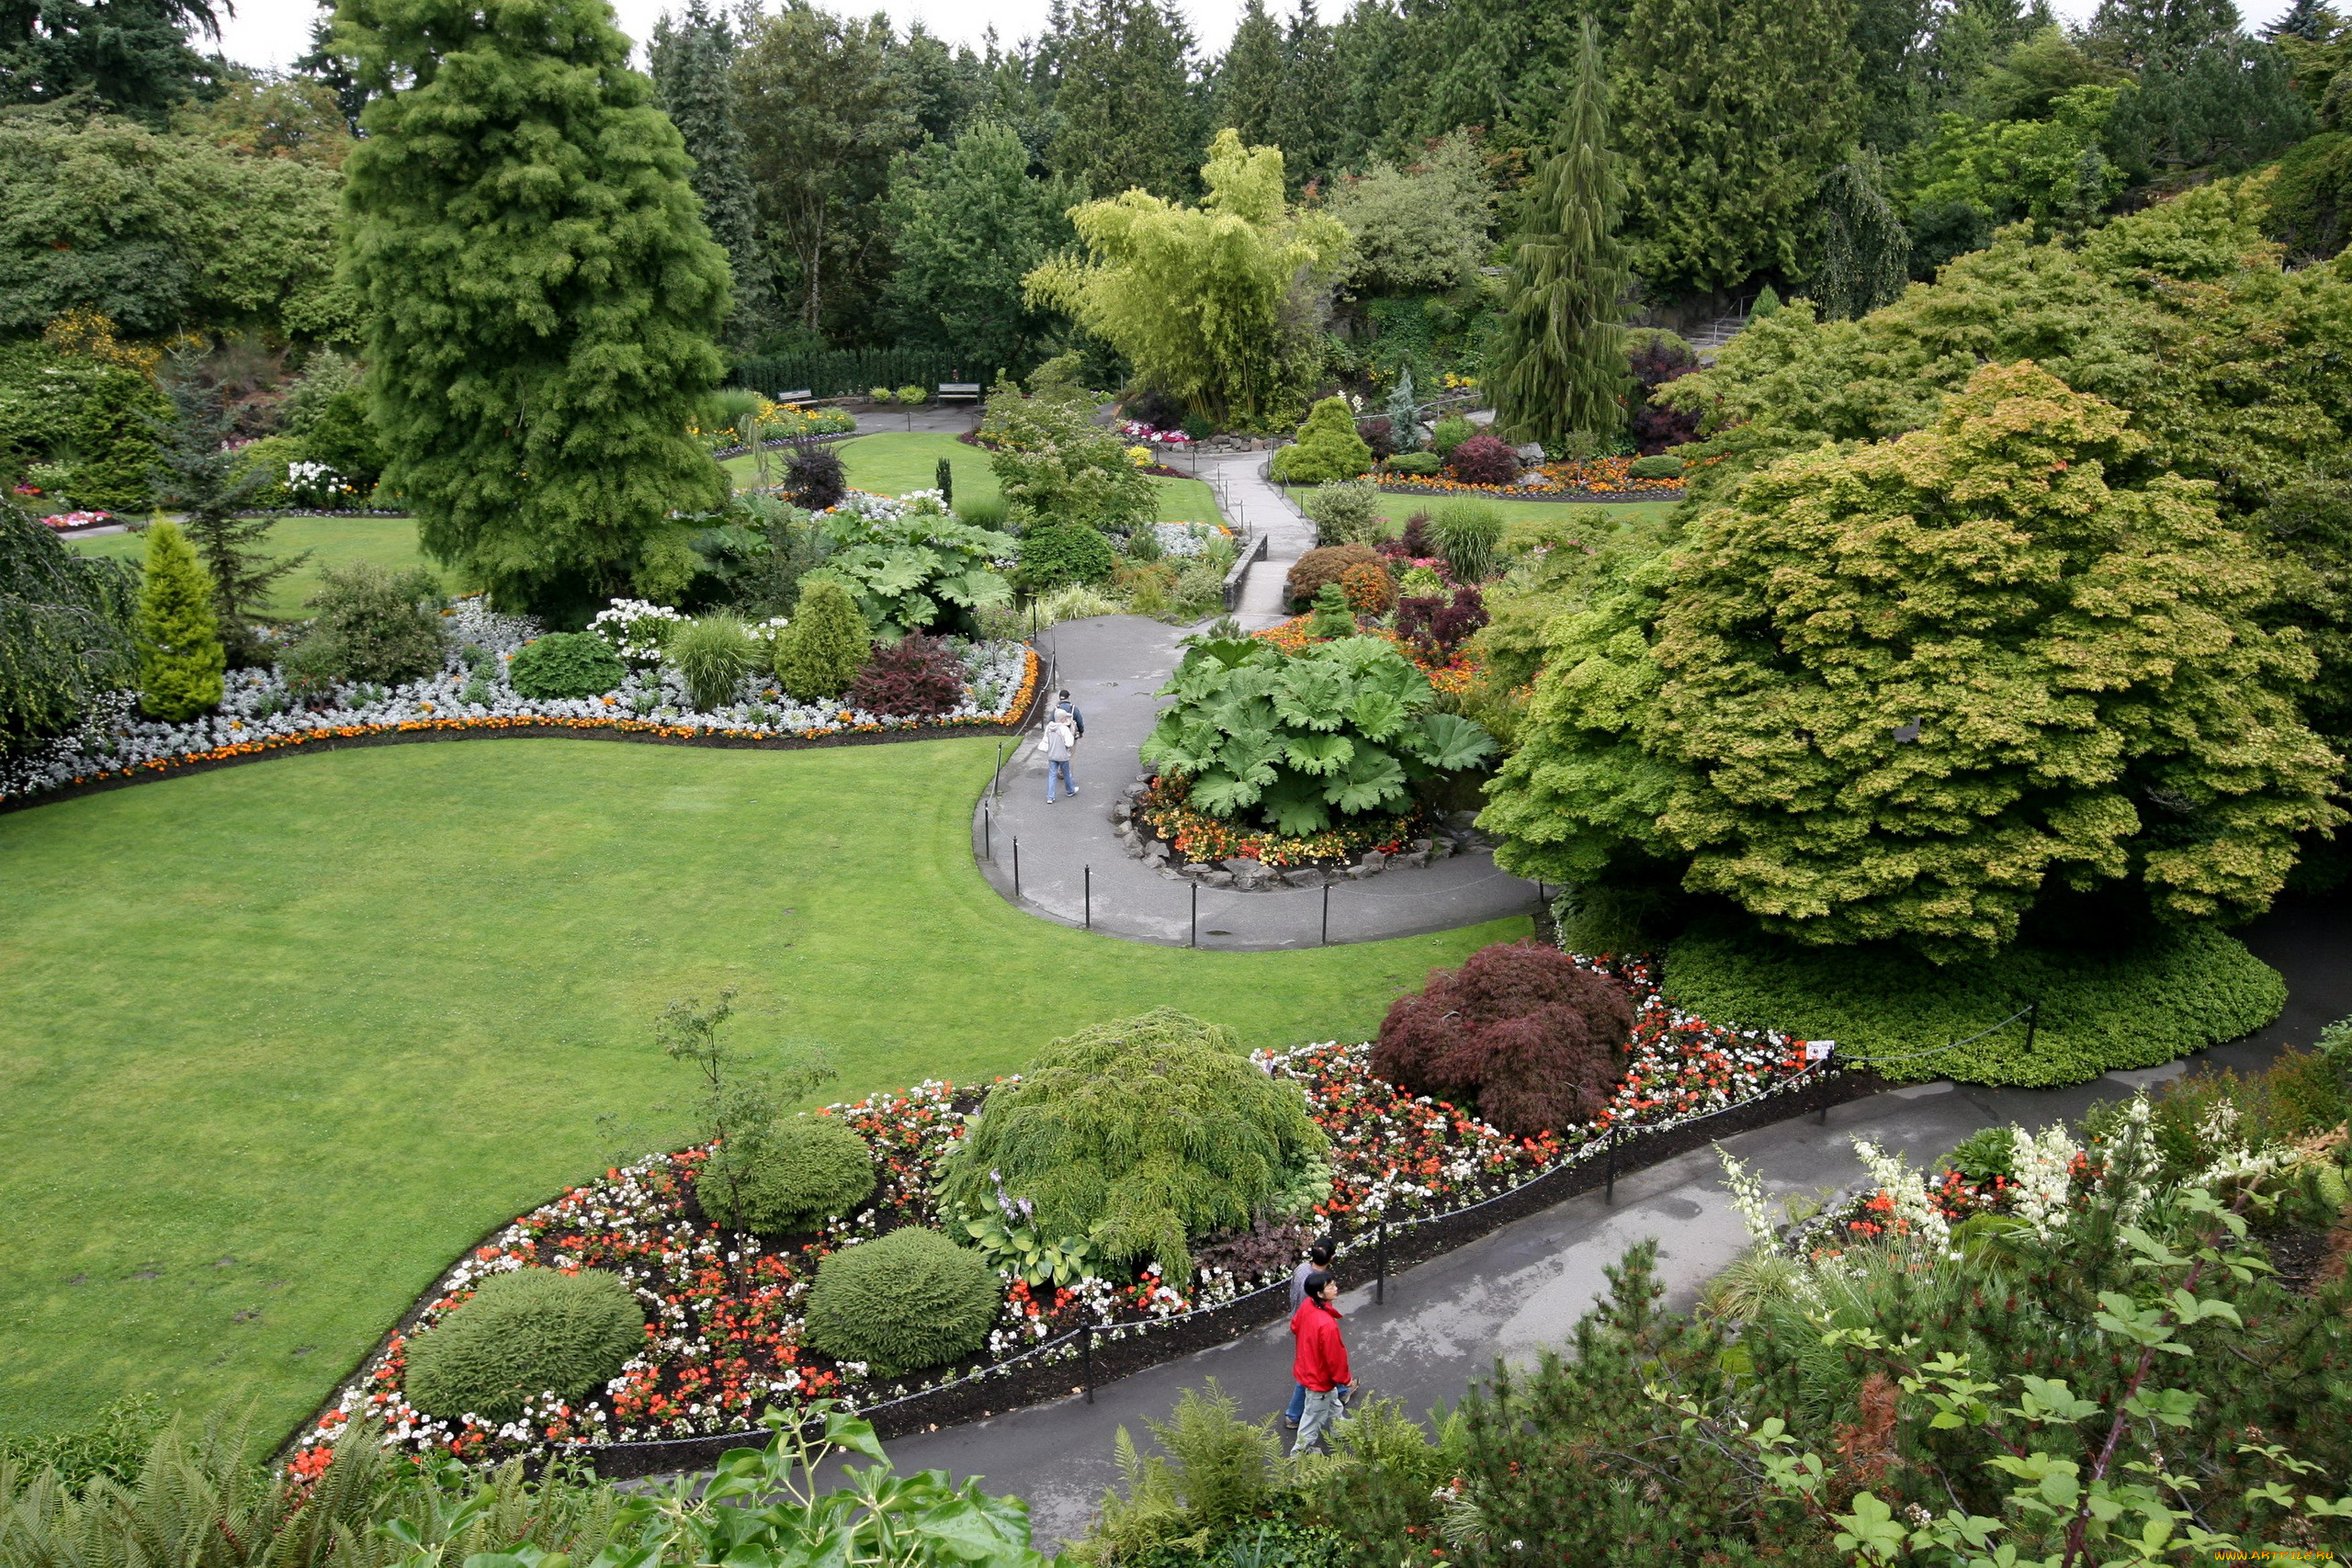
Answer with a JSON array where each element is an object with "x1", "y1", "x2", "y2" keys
[
  {"x1": 402, "y1": 1267, "x2": 645, "y2": 1424},
  {"x1": 800, "y1": 1226, "x2": 999, "y2": 1376},
  {"x1": 669, "y1": 614, "x2": 754, "y2": 710},
  {"x1": 507, "y1": 630, "x2": 625, "y2": 700},
  {"x1": 1372, "y1": 941, "x2": 1635, "y2": 1136},
  {"x1": 695, "y1": 1114, "x2": 876, "y2": 1236},
  {"x1": 1428, "y1": 501, "x2": 1505, "y2": 581},
  {"x1": 771, "y1": 578, "x2": 869, "y2": 700},
  {"x1": 937, "y1": 1009, "x2": 1330, "y2": 1281}
]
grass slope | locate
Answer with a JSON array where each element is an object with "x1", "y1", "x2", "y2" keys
[
  {"x1": 1283, "y1": 488, "x2": 1682, "y2": 538},
  {"x1": 728, "y1": 433, "x2": 1224, "y2": 525},
  {"x1": 68, "y1": 517, "x2": 436, "y2": 619},
  {"x1": 0, "y1": 739, "x2": 1517, "y2": 1441}
]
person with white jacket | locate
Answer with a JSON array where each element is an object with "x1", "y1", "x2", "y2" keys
[{"x1": 1043, "y1": 712, "x2": 1079, "y2": 804}]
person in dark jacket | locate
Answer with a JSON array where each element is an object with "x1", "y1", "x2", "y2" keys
[
  {"x1": 1284, "y1": 1238, "x2": 1338, "y2": 1430},
  {"x1": 1054, "y1": 690, "x2": 1084, "y2": 738},
  {"x1": 1289, "y1": 1270, "x2": 1351, "y2": 1455}
]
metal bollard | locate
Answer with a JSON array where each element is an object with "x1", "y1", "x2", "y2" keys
[
  {"x1": 1321, "y1": 882, "x2": 1330, "y2": 945},
  {"x1": 1012, "y1": 838, "x2": 1020, "y2": 898},
  {"x1": 983, "y1": 803, "x2": 991, "y2": 863},
  {"x1": 1190, "y1": 882, "x2": 1198, "y2": 948}
]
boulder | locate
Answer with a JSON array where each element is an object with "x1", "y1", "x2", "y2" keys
[
  {"x1": 1222, "y1": 857, "x2": 1266, "y2": 876},
  {"x1": 1429, "y1": 839, "x2": 1454, "y2": 861},
  {"x1": 1512, "y1": 442, "x2": 1546, "y2": 464},
  {"x1": 1358, "y1": 849, "x2": 1387, "y2": 874},
  {"x1": 1283, "y1": 866, "x2": 1326, "y2": 888},
  {"x1": 1205, "y1": 869, "x2": 1236, "y2": 888},
  {"x1": 1399, "y1": 850, "x2": 1430, "y2": 870},
  {"x1": 1443, "y1": 810, "x2": 1479, "y2": 833}
]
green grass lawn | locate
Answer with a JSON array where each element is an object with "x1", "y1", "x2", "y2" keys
[
  {"x1": 1283, "y1": 486, "x2": 1682, "y2": 540},
  {"x1": 729, "y1": 432, "x2": 1225, "y2": 525},
  {"x1": 0, "y1": 738, "x2": 1519, "y2": 1442},
  {"x1": 68, "y1": 516, "x2": 436, "y2": 619}
]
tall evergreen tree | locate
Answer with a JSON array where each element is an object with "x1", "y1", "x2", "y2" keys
[
  {"x1": 2265, "y1": 0, "x2": 2335, "y2": 39},
  {"x1": 1814, "y1": 156, "x2": 1911, "y2": 318},
  {"x1": 1330, "y1": 0, "x2": 1409, "y2": 167},
  {"x1": 337, "y1": 0, "x2": 730, "y2": 616},
  {"x1": 1615, "y1": 0, "x2": 1859, "y2": 297},
  {"x1": 650, "y1": 0, "x2": 777, "y2": 356},
  {"x1": 1850, "y1": 0, "x2": 1935, "y2": 153},
  {"x1": 890, "y1": 24, "x2": 984, "y2": 146},
  {"x1": 1492, "y1": 20, "x2": 1630, "y2": 449},
  {"x1": 293, "y1": 0, "x2": 369, "y2": 131},
  {"x1": 0, "y1": 0, "x2": 222, "y2": 121},
  {"x1": 1272, "y1": 0, "x2": 1340, "y2": 190},
  {"x1": 879, "y1": 119, "x2": 1080, "y2": 370},
  {"x1": 1420, "y1": 0, "x2": 1588, "y2": 155},
  {"x1": 149, "y1": 361, "x2": 305, "y2": 665},
  {"x1": 1214, "y1": 0, "x2": 1286, "y2": 148},
  {"x1": 1049, "y1": 0, "x2": 1204, "y2": 197}
]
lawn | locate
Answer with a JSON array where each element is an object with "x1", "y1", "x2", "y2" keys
[
  {"x1": 1283, "y1": 486, "x2": 1682, "y2": 540},
  {"x1": 728, "y1": 432, "x2": 1225, "y2": 525},
  {"x1": 0, "y1": 738, "x2": 1519, "y2": 1443},
  {"x1": 68, "y1": 516, "x2": 437, "y2": 619}
]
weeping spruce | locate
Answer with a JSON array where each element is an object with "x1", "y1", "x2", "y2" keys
[{"x1": 1492, "y1": 19, "x2": 1630, "y2": 452}]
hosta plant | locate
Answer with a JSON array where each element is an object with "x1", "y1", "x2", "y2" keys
[
  {"x1": 963, "y1": 1213, "x2": 1109, "y2": 1289},
  {"x1": 1140, "y1": 632, "x2": 1496, "y2": 836}
]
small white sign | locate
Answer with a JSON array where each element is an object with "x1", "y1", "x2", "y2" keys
[{"x1": 1804, "y1": 1041, "x2": 1835, "y2": 1061}]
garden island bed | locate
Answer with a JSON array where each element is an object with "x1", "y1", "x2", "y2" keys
[{"x1": 288, "y1": 953, "x2": 1865, "y2": 1478}]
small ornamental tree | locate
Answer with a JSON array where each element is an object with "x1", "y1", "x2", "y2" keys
[
  {"x1": 133, "y1": 522, "x2": 224, "y2": 720},
  {"x1": 1014, "y1": 523, "x2": 1117, "y2": 592},
  {"x1": 937, "y1": 1009, "x2": 1329, "y2": 1281},
  {"x1": 784, "y1": 442, "x2": 847, "y2": 513},
  {"x1": 1372, "y1": 942, "x2": 1635, "y2": 1135},
  {"x1": 771, "y1": 578, "x2": 870, "y2": 701},
  {"x1": 1445, "y1": 434, "x2": 1521, "y2": 488},
  {"x1": 1270, "y1": 396, "x2": 1374, "y2": 485}
]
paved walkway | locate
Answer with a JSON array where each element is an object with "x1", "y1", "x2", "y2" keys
[
  {"x1": 865, "y1": 892, "x2": 2347, "y2": 1548},
  {"x1": 972, "y1": 615, "x2": 1543, "y2": 950}
]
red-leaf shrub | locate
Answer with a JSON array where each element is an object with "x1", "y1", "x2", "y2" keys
[
  {"x1": 786, "y1": 442, "x2": 847, "y2": 511},
  {"x1": 1396, "y1": 584, "x2": 1488, "y2": 657},
  {"x1": 845, "y1": 634, "x2": 964, "y2": 717},
  {"x1": 1371, "y1": 941, "x2": 1635, "y2": 1135},
  {"x1": 1284, "y1": 542, "x2": 1385, "y2": 609},
  {"x1": 1356, "y1": 416, "x2": 1396, "y2": 462},
  {"x1": 1630, "y1": 336, "x2": 1702, "y2": 455},
  {"x1": 1447, "y1": 434, "x2": 1521, "y2": 487}
]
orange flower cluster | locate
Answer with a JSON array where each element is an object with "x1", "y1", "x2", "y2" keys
[{"x1": 1365, "y1": 454, "x2": 1685, "y2": 498}]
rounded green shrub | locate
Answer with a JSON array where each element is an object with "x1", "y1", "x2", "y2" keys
[
  {"x1": 1270, "y1": 396, "x2": 1374, "y2": 486},
  {"x1": 508, "y1": 631, "x2": 625, "y2": 700},
  {"x1": 1016, "y1": 522, "x2": 1116, "y2": 592},
  {"x1": 695, "y1": 1114, "x2": 877, "y2": 1235},
  {"x1": 801, "y1": 1226, "x2": 1000, "y2": 1376},
  {"x1": 936, "y1": 1009, "x2": 1330, "y2": 1281},
  {"x1": 1428, "y1": 413, "x2": 1476, "y2": 461},
  {"x1": 402, "y1": 1267, "x2": 645, "y2": 1423},
  {"x1": 1626, "y1": 453, "x2": 1685, "y2": 479},
  {"x1": 773, "y1": 578, "x2": 871, "y2": 700},
  {"x1": 1301, "y1": 480, "x2": 1385, "y2": 547},
  {"x1": 1385, "y1": 452, "x2": 1442, "y2": 477}
]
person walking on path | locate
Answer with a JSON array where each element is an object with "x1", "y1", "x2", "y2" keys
[
  {"x1": 1044, "y1": 711, "x2": 1079, "y2": 804},
  {"x1": 1054, "y1": 689, "x2": 1084, "y2": 739},
  {"x1": 1283, "y1": 1239, "x2": 1340, "y2": 1431},
  {"x1": 1289, "y1": 1270, "x2": 1351, "y2": 1456}
]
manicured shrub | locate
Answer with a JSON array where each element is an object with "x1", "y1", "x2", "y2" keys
[
  {"x1": 933, "y1": 455, "x2": 954, "y2": 507},
  {"x1": 1339, "y1": 559, "x2": 1395, "y2": 613},
  {"x1": 1284, "y1": 542, "x2": 1383, "y2": 610},
  {"x1": 508, "y1": 630, "x2": 626, "y2": 700},
  {"x1": 1446, "y1": 434, "x2": 1521, "y2": 487},
  {"x1": 402, "y1": 1267, "x2": 645, "y2": 1424},
  {"x1": 772, "y1": 578, "x2": 869, "y2": 700},
  {"x1": 1307, "y1": 581, "x2": 1358, "y2": 638},
  {"x1": 695, "y1": 1114, "x2": 876, "y2": 1235},
  {"x1": 1385, "y1": 452, "x2": 1442, "y2": 476},
  {"x1": 1658, "y1": 919, "x2": 2287, "y2": 1087},
  {"x1": 1372, "y1": 942, "x2": 1635, "y2": 1136},
  {"x1": 1016, "y1": 522, "x2": 1116, "y2": 592},
  {"x1": 1270, "y1": 396, "x2": 1374, "y2": 485},
  {"x1": 801, "y1": 1226, "x2": 999, "y2": 1376},
  {"x1": 135, "y1": 523, "x2": 224, "y2": 720},
  {"x1": 669, "y1": 614, "x2": 755, "y2": 710},
  {"x1": 937, "y1": 1009, "x2": 1330, "y2": 1280},
  {"x1": 1428, "y1": 413, "x2": 1475, "y2": 460},
  {"x1": 1626, "y1": 453, "x2": 1685, "y2": 479},
  {"x1": 1302, "y1": 480, "x2": 1385, "y2": 547},
  {"x1": 1428, "y1": 502, "x2": 1505, "y2": 581},
  {"x1": 786, "y1": 443, "x2": 847, "y2": 512},
  {"x1": 284, "y1": 562, "x2": 445, "y2": 685},
  {"x1": 845, "y1": 632, "x2": 963, "y2": 717}
]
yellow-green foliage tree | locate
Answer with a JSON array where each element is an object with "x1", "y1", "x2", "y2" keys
[
  {"x1": 1481, "y1": 361, "x2": 2343, "y2": 958},
  {"x1": 133, "y1": 522, "x2": 223, "y2": 720},
  {"x1": 1025, "y1": 130, "x2": 1351, "y2": 429}
]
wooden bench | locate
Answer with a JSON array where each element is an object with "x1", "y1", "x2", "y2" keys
[
  {"x1": 937, "y1": 382, "x2": 981, "y2": 403},
  {"x1": 774, "y1": 389, "x2": 813, "y2": 403}
]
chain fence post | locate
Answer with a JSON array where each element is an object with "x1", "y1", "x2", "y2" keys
[
  {"x1": 993, "y1": 739, "x2": 1003, "y2": 800},
  {"x1": 1190, "y1": 882, "x2": 1198, "y2": 948},
  {"x1": 1605, "y1": 1122, "x2": 1619, "y2": 1202},
  {"x1": 983, "y1": 802, "x2": 991, "y2": 863},
  {"x1": 2023, "y1": 998, "x2": 2040, "y2": 1057},
  {"x1": 1084, "y1": 864, "x2": 1091, "y2": 931},
  {"x1": 1081, "y1": 1326, "x2": 1094, "y2": 1404},
  {"x1": 1375, "y1": 1220, "x2": 1387, "y2": 1305},
  {"x1": 1321, "y1": 882, "x2": 1330, "y2": 945},
  {"x1": 1012, "y1": 838, "x2": 1020, "y2": 898}
]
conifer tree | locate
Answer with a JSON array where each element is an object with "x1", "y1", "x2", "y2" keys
[
  {"x1": 773, "y1": 577, "x2": 870, "y2": 700},
  {"x1": 1492, "y1": 20, "x2": 1630, "y2": 451},
  {"x1": 1273, "y1": 0, "x2": 1340, "y2": 190},
  {"x1": 150, "y1": 362, "x2": 306, "y2": 666},
  {"x1": 1, "y1": 495, "x2": 135, "y2": 750},
  {"x1": 1330, "y1": 0, "x2": 1413, "y2": 167},
  {"x1": 1815, "y1": 157, "x2": 1911, "y2": 318},
  {"x1": 650, "y1": 0, "x2": 778, "y2": 355},
  {"x1": 1615, "y1": 0, "x2": 1859, "y2": 295},
  {"x1": 134, "y1": 522, "x2": 224, "y2": 720},
  {"x1": 337, "y1": 0, "x2": 731, "y2": 618},
  {"x1": 1215, "y1": 0, "x2": 1287, "y2": 148},
  {"x1": 1049, "y1": 0, "x2": 1205, "y2": 197}
]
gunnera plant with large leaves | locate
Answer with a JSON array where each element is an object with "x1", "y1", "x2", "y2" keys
[
  {"x1": 799, "y1": 492, "x2": 1016, "y2": 637},
  {"x1": 1140, "y1": 633, "x2": 1497, "y2": 837},
  {"x1": 935, "y1": 1009, "x2": 1329, "y2": 1282}
]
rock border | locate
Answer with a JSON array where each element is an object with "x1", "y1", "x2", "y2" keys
[{"x1": 1108, "y1": 777, "x2": 1496, "y2": 890}]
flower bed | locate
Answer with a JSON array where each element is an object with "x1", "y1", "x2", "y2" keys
[
  {"x1": 1367, "y1": 455, "x2": 1685, "y2": 500},
  {"x1": 695, "y1": 398, "x2": 858, "y2": 456},
  {"x1": 1134, "y1": 773, "x2": 1422, "y2": 869},
  {"x1": 1253, "y1": 614, "x2": 1478, "y2": 697},
  {"x1": 289, "y1": 953, "x2": 1826, "y2": 1468},
  {"x1": 40, "y1": 509, "x2": 117, "y2": 530},
  {"x1": 0, "y1": 597, "x2": 1038, "y2": 807}
]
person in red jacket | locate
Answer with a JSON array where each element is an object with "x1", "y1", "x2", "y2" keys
[{"x1": 1289, "y1": 1269, "x2": 1351, "y2": 1454}]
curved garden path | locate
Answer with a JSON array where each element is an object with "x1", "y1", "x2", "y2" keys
[{"x1": 852, "y1": 891, "x2": 2349, "y2": 1549}]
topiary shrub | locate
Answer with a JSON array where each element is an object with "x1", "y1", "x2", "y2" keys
[
  {"x1": 773, "y1": 578, "x2": 870, "y2": 701},
  {"x1": 1428, "y1": 502, "x2": 1505, "y2": 581},
  {"x1": 1371, "y1": 942, "x2": 1635, "y2": 1136},
  {"x1": 1385, "y1": 452, "x2": 1442, "y2": 477},
  {"x1": 1626, "y1": 453, "x2": 1685, "y2": 479},
  {"x1": 786, "y1": 442, "x2": 847, "y2": 512},
  {"x1": 801, "y1": 1226, "x2": 1000, "y2": 1376},
  {"x1": 1446, "y1": 434, "x2": 1521, "y2": 487},
  {"x1": 1270, "y1": 396, "x2": 1374, "y2": 485},
  {"x1": 1339, "y1": 558, "x2": 1395, "y2": 613},
  {"x1": 508, "y1": 631, "x2": 626, "y2": 700},
  {"x1": 1016, "y1": 522, "x2": 1116, "y2": 592},
  {"x1": 284, "y1": 562, "x2": 446, "y2": 685},
  {"x1": 845, "y1": 633, "x2": 964, "y2": 716},
  {"x1": 936, "y1": 1009, "x2": 1330, "y2": 1280},
  {"x1": 1301, "y1": 480, "x2": 1385, "y2": 547},
  {"x1": 1428, "y1": 413, "x2": 1475, "y2": 461},
  {"x1": 402, "y1": 1267, "x2": 645, "y2": 1424},
  {"x1": 668, "y1": 614, "x2": 755, "y2": 710},
  {"x1": 1284, "y1": 542, "x2": 1383, "y2": 610},
  {"x1": 695, "y1": 1114, "x2": 877, "y2": 1235}
]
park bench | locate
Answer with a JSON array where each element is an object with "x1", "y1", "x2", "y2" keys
[
  {"x1": 774, "y1": 389, "x2": 813, "y2": 403},
  {"x1": 937, "y1": 382, "x2": 981, "y2": 403}
]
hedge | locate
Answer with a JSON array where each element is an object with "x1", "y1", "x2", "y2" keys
[{"x1": 1659, "y1": 919, "x2": 2286, "y2": 1087}]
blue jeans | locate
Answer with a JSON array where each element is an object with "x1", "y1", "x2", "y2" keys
[
  {"x1": 1046, "y1": 759, "x2": 1075, "y2": 801},
  {"x1": 1286, "y1": 1381, "x2": 1350, "y2": 1424}
]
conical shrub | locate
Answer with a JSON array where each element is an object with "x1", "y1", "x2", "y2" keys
[{"x1": 135, "y1": 522, "x2": 224, "y2": 720}]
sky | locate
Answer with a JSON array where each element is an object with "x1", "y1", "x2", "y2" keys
[{"x1": 211, "y1": 0, "x2": 2302, "y2": 78}]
